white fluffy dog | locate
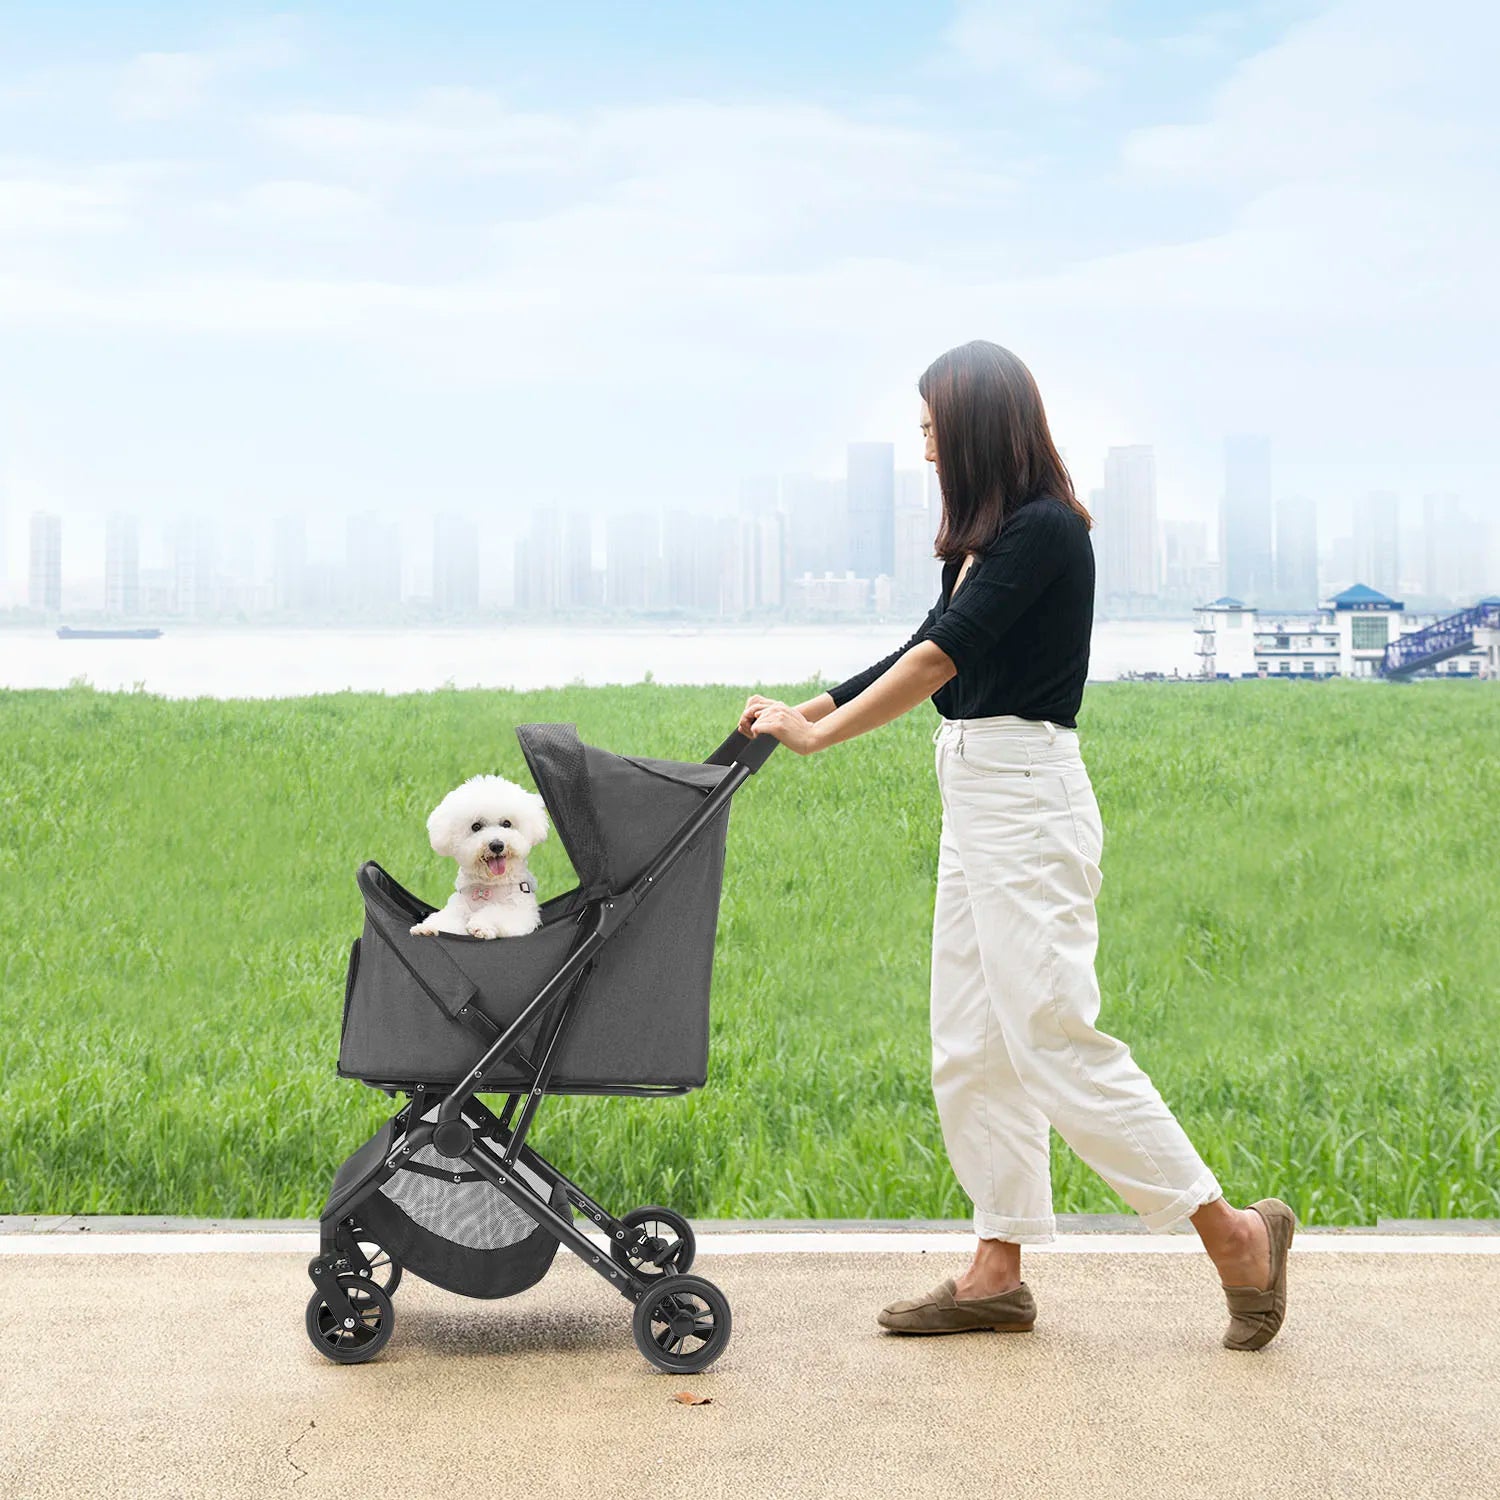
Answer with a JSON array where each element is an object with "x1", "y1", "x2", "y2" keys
[{"x1": 409, "y1": 774, "x2": 550, "y2": 939}]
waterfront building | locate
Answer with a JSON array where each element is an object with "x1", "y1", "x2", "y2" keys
[{"x1": 1193, "y1": 583, "x2": 1491, "y2": 680}]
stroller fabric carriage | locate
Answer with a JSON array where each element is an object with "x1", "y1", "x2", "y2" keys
[{"x1": 305, "y1": 720, "x2": 777, "y2": 1373}]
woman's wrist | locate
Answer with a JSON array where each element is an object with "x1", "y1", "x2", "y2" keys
[{"x1": 796, "y1": 692, "x2": 837, "y2": 722}]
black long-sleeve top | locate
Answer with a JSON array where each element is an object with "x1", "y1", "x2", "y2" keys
[{"x1": 825, "y1": 494, "x2": 1094, "y2": 727}]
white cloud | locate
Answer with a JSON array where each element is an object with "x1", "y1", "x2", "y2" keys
[
  {"x1": 116, "y1": 51, "x2": 218, "y2": 122},
  {"x1": 0, "y1": 177, "x2": 126, "y2": 235},
  {"x1": 928, "y1": 0, "x2": 1129, "y2": 99},
  {"x1": 204, "y1": 179, "x2": 374, "y2": 232}
]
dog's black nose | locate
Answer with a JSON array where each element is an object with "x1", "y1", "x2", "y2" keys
[{"x1": 488, "y1": 839, "x2": 505, "y2": 853}]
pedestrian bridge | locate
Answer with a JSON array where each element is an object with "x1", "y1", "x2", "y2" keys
[{"x1": 1382, "y1": 597, "x2": 1500, "y2": 678}]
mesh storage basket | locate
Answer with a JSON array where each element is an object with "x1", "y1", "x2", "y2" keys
[{"x1": 354, "y1": 1140, "x2": 572, "y2": 1299}]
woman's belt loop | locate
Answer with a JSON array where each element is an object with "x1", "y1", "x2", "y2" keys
[{"x1": 1043, "y1": 719, "x2": 1058, "y2": 745}]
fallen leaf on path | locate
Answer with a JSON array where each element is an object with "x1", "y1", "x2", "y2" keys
[{"x1": 671, "y1": 1391, "x2": 713, "y2": 1405}]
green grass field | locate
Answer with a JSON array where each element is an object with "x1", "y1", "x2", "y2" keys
[{"x1": 2, "y1": 678, "x2": 1496, "y2": 1226}]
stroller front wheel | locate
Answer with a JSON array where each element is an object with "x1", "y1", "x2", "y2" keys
[
  {"x1": 632, "y1": 1274, "x2": 731, "y2": 1374},
  {"x1": 611, "y1": 1206, "x2": 696, "y2": 1280},
  {"x1": 305, "y1": 1274, "x2": 395, "y2": 1365}
]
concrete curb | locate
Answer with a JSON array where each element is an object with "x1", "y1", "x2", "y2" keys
[{"x1": 5, "y1": 1214, "x2": 1500, "y2": 1236}]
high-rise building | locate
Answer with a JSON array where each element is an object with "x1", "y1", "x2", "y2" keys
[
  {"x1": 605, "y1": 511, "x2": 660, "y2": 612},
  {"x1": 660, "y1": 509, "x2": 721, "y2": 614},
  {"x1": 167, "y1": 515, "x2": 216, "y2": 618},
  {"x1": 1275, "y1": 494, "x2": 1319, "y2": 607},
  {"x1": 1100, "y1": 445, "x2": 1159, "y2": 602},
  {"x1": 1353, "y1": 491, "x2": 1400, "y2": 597},
  {"x1": 515, "y1": 511, "x2": 562, "y2": 613},
  {"x1": 563, "y1": 509, "x2": 594, "y2": 610},
  {"x1": 1423, "y1": 493, "x2": 1481, "y2": 604},
  {"x1": 433, "y1": 514, "x2": 480, "y2": 615},
  {"x1": 1221, "y1": 435, "x2": 1274, "y2": 605},
  {"x1": 847, "y1": 442, "x2": 895, "y2": 588},
  {"x1": 28, "y1": 512, "x2": 62, "y2": 613},
  {"x1": 1162, "y1": 519, "x2": 1213, "y2": 605},
  {"x1": 893, "y1": 466, "x2": 937, "y2": 607},
  {"x1": 273, "y1": 514, "x2": 309, "y2": 614},
  {"x1": 345, "y1": 513, "x2": 402, "y2": 615},
  {"x1": 782, "y1": 473, "x2": 845, "y2": 579},
  {"x1": 104, "y1": 512, "x2": 140, "y2": 617},
  {"x1": 738, "y1": 508, "x2": 787, "y2": 611}
]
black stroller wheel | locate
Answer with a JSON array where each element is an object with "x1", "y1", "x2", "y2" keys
[
  {"x1": 347, "y1": 1238, "x2": 403, "y2": 1296},
  {"x1": 611, "y1": 1207, "x2": 696, "y2": 1280},
  {"x1": 305, "y1": 1274, "x2": 394, "y2": 1364},
  {"x1": 632, "y1": 1274, "x2": 731, "y2": 1374}
]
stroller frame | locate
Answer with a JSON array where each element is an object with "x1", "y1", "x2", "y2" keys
[{"x1": 307, "y1": 723, "x2": 777, "y2": 1371}]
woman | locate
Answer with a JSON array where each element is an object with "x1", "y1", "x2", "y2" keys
[{"x1": 739, "y1": 340, "x2": 1295, "y2": 1351}]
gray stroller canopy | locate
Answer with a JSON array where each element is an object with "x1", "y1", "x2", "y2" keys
[{"x1": 514, "y1": 722, "x2": 734, "y2": 904}]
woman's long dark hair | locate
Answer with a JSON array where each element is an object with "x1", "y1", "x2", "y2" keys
[{"x1": 919, "y1": 340, "x2": 1093, "y2": 563}]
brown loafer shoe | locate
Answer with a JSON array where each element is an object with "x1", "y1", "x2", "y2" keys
[
  {"x1": 877, "y1": 1277, "x2": 1037, "y2": 1335},
  {"x1": 1222, "y1": 1198, "x2": 1297, "y2": 1351}
]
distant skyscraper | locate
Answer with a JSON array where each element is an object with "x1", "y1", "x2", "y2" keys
[
  {"x1": 1423, "y1": 493, "x2": 1477, "y2": 603},
  {"x1": 1274, "y1": 494, "x2": 1319, "y2": 606},
  {"x1": 783, "y1": 473, "x2": 845, "y2": 578},
  {"x1": 1221, "y1": 435, "x2": 1274, "y2": 605},
  {"x1": 605, "y1": 511, "x2": 659, "y2": 611},
  {"x1": 28, "y1": 512, "x2": 61, "y2": 613},
  {"x1": 1354, "y1": 491, "x2": 1400, "y2": 595},
  {"x1": 847, "y1": 442, "x2": 895, "y2": 586},
  {"x1": 1101, "y1": 445, "x2": 1159, "y2": 600},
  {"x1": 1162, "y1": 519, "x2": 1209, "y2": 604},
  {"x1": 105, "y1": 512, "x2": 140, "y2": 617},
  {"x1": 515, "y1": 512, "x2": 561, "y2": 613},
  {"x1": 167, "y1": 515, "x2": 216, "y2": 618},
  {"x1": 433, "y1": 514, "x2": 480, "y2": 614},
  {"x1": 892, "y1": 467, "x2": 935, "y2": 606},
  {"x1": 563, "y1": 509, "x2": 593, "y2": 610},
  {"x1": 660, "y1": 509, "x2": 721, "y2": 614},
  {"x1": 273, "y1": 514, "x2": 308, "y2": 614},
  {"x1": 345, "y1": 513, "x2": 402, "y2": 615},
  {"x1": 739, "y1": 509, "x2": 787, "y2": 610}
]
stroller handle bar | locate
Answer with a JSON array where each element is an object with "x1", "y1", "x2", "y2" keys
[{"x1": 704, "y1": 723, "x2": 779, "y2": 774}]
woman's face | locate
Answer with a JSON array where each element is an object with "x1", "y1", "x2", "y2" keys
[{"x1": 920, "y1": 400, "x2": 938, "y2": 472}]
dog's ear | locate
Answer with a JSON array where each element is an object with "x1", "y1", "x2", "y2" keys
[
  {"x1": 426, "y1": 792, "x2": 460, "y2": 859},
  {"x1": 525, "y1": 791, "x2": 549, "y2": 846}
]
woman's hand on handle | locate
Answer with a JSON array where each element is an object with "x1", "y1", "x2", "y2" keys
[
  {"x1": 738, "y1": 694, "x2": 783, "y2": 736},
  {"x1": 739, "y1": 696, "x2": 824, "y2": 756},
  {"x1": 739, "y1": 692, "x2": 835, "y2": 736}
]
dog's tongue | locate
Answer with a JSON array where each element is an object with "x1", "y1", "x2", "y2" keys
[{"x1": 485, "y1": 855, "x2": 506, "y2": 876}]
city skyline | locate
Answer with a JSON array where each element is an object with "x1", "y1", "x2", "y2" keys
[
  {"x1": 12, "y1": 429, "x2": 1494, "y2": 623},
  {"x1": 1, "y1": 1, "x2": 1496, "y2": 589}
]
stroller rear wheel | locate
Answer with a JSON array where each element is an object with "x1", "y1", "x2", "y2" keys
[
  {"x1": 611, "y1": 1206, "x2": 696, "y2": 1280},
  {"x1": 305, "y1": 1274, "x2": 394, "y2": 1364},
  {"x1": 632, "y1": 1274, "x2": 731, "y2": 1374}
]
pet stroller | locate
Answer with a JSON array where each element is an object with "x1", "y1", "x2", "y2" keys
[{"x1": 305, "y1": 720, "x2": 777, "y2": 1373}]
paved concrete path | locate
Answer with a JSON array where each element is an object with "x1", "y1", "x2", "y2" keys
[{"x1": 2, "y1": 1228, "x2": 1496, "y2": 1499}]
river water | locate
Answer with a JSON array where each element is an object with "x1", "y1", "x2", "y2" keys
[{"x1": 0, "y1": 619, "x2": 1198, "y2": 699}]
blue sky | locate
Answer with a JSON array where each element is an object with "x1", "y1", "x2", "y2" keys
[{"x1": 1, "y1": 0, "x2": 1495, "y2": 584}]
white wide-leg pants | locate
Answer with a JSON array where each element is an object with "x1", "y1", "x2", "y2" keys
[{"x1": 929, "y1": 713, "x2": 1224, "y2": 1244}]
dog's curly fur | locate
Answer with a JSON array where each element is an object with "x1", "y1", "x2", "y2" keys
[{"x1": 409, "y1": 774, "x2": 550, "y2": 939}]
